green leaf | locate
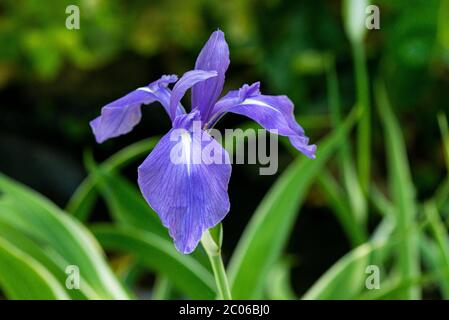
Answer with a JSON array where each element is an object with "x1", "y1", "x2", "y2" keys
[
  {"x1": 420, "y1": 237, "x2": 449, "y2": 298},
  {"x1": 302, "y1": 242, "x2": 374, "y2": 299},
  {"x1": 433, "y1": 178, "x2": 449, "y2": 210},
  {"x1": 84, "y1": 153, "x2": 167, "y2": 237},
  {"x1": 433, "y1": 113, "x2": 449, "y2": 209},
  {"x1": 317, "y1": 171, "x2": 367, "y2": 246},
  {"x1": 265, "y1": 258, "x2": 297, "y2": 300},
  {"x1": 370, "y1": 184, "x2": 395, "y2": 218},
  {"x1": 227, "y1": 109, "x2": 359, "y2": 299},
  {"x1": 357, "y1": 274, "x2": 433, "y2": 300},
  {"x1": 376, "y1": 80, "x2": 420, "y2": 299},
  {"x1": 368, "y1": 200, "x2": 396, "y2": 267},
  {"x1": 303, "y1": 213, "x2": 422, "y2": 300},
  {"x1": 437, "y1": 0, "x2": 449, "y2": 51},
  {"x1": 0, "y1": 173, "x2": 130, "y2": 299},
  {"x1": 303, "y1": 215, "x2": 396, "y2": 300},
  {"x1": 315, "y1": 61, "x2": 367, "y2": 247},
  {"x1": 66, "y1": 137, "x2": 160, "y2": 221},
  {"x1": 437, "y1": 113, "x2": 449, "y2": 172},
  {"x1": 0, "y1": 237, "x2": 69, "y2": 300},
  {"x1": 342, "y1": 0, "x2": 372, "y2": 193},
  {"x1": 423, "y1": 202, "x2": 449, "y2": 298},
  {"x1": 92, "y1": 224, "x2": 216, "y2": 299},
  {"x1": 0, "y1": 218, "x2": 96, "y2": 299},
  {"x1": 326, "y1": 54, "x2": 367, "y2": 229},
  {"x1": 152, "y1": 275, "x2": 173, "y2": 300}
]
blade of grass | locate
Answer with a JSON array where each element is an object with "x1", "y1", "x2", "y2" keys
[
  {"x1": 437, "y1": 112, "x2": 449, "y2": 172},
  {"x1": 357, "y1": 274, "x2": 434, "y2": 300},
  {"x1": 317, "y1": 171, "x2": 367, "y2": 246},
  {"x1": 420, "y1": 237, "x2": 449, "y2": 298},
  {"x1": 302, "y1": 214, "x2": 396, "y2": 300},
  {"x1": 302, "y1": 241, "x2": 374, "y2": 300},
  {"x1": 432, "y1": 113, "x2": 449, "y2": 210},
  {"x1": 353, "y1": 40, "x2": 371, "y2": 194},
  {"x1": 370, "y1": 184, "x2": 395, "y2": 218},
  {"x1": 303, "y1": 215, "x2": 427, "y2": 300},
  {"x1": 423, "y1": 201, "x2": 449, "y2": 298},
  {"x1": 376, "y1": 80, "x2": 420, "y2": 299},
  {"x1": 433, "y1": 178, "x2": 449, "y2": 210},
  {"x1": 343, "y1": 0, "x2": 371, "y2": 194},
  {"x1": 367, "y1": 187, "x2": 397, "y2": 267},
  {"x1": 326, "y1": 57, "x2": 367, "y2": 228}
]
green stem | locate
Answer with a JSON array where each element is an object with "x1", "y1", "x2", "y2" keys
[
  {"x1": 352, "y1": 41, "x2": 371, "y2": 195},
  {"x1": 208, "y1": 251, "x2": 232, "y2": 300},
  {"x1": 201, "y1": 230, "x2": 232, "y2": 300}
]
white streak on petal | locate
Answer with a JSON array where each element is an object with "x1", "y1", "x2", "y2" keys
[
  {"x1": 137, "y1": 87, "x2": 155, "y2": 94},
  {"x1": 241, "y1": 98, "x2": 280, "y2": 114}
]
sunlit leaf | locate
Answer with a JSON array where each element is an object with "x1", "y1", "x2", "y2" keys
[
  {"x1": 0, "y1": 237, "x2": 69, "y2": 300},
  {"x1": 0, "y1": 173, "x2": 130, "y2": 299},
  {"x1": 0, "y1": 218, "x2": 96, "y2": 299}
]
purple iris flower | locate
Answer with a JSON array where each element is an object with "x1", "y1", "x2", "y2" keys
[{"x1": 90, "y1": 30, "x2": 316, "y2": 254}]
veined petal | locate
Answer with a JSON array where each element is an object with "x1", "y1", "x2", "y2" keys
[
  {"x1": 138, "y1": 112, "x2": 231, "y2": 254},
  {"x1": 210, "y1": 82, "x2": 316, "y2": 158},
  {"x1": 192, "y1": 30, "x2": 230, "y2": 122},
  {"x1": 90, "y1": 75, "x2": 178, "y2": 143},
  {"x1": 169, "y1": 70, "x2": 217, "y2": 120}
]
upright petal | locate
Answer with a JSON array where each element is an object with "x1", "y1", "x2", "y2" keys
[
  {"x1": 169, "y1": 70, "x2": 217, "y2": 120},
  {"x1": 138, "y1": 112, "x2": 231, "y2": 254},
  {"x1": 90, "y1": 75, "x2": 178, "y2": 143},
  {"x1": 209, "y1": 82, "x2": 317, "y2": 158},
  {"x1": 192, "y1": 30, "x2": 230, "y2": 122}
]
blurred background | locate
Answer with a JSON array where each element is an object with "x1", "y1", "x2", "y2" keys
[{"x1": 0, "y1": 0, "x2": 448, "y2": 299}]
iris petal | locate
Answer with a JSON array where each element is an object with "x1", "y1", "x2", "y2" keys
[
  {"x1": 138, "y1": 112, "x2": 231, "y2": 254},
  {"x1": 210, "y1": 82, "x2": 316, "y2": 158},
  {"x1": 90, "y1": 75, "x2": 178, "y2": 143},
  {"x1": 169, "y1": 70, "x2": 217, "y2": 120},
  {"x1": 192, "y1": 30, "x2": 230, "y2": 122}
]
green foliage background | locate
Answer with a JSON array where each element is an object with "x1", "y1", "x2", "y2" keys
[{"x1": 0, "y1": 0, "x2": 448, "y2": 299}]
